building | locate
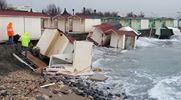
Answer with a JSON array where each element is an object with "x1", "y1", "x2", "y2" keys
[
  {"x1": 53, "y1": 9, "x2": 101, "y2": 33},
  {"x1": 68, "y1": 15, "x2": 101, "y2": 33},
  {"x1": 120, "y1": 17, "x2": 149, "y2": 30},
  {"x1": 36, "y1": 29, "x2": 74, "y2": 57},
  {"x1": 87, "y1": 23, "x2": 138, "y2": 49},
  {"x1": 0, "y1": 10, "x2": 50, "y2": 41},
  {"x1": 101, "y1": 17, "x2": 121, "y2": 23},
  {"x1": 119, "y1": 27, "x2": 138, "y2": 49},
  {"x1": 87, "y1": 23, "x2": 113, "y2": 46},
  {"x1": 53, "y1": 8, "x2": 72, "y2": 32},
  {"x1": 110, "y1": 29, "x2": 125, "y2": 49}
]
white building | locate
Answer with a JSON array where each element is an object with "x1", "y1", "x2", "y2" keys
[
  {"x1": 68, "y1": 15, "x2": 101, "y2": 33},
  {"x1": 53, "y1": 9, "x2": 101, "y2": 33},
  {"x1": 110, "y1": 27, "x2": 138, "y2": 49},
  {"x1": 110, "y1": 30, "x2": 125, "y2": 49},
  {"x1": 87, "y1": 23, "x2": 113, "y2": 46},
  {"x1": 0, "y1": 10, "x2": 50, "y2": 41}
]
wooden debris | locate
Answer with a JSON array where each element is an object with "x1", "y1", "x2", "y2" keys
[
  {"x1": 26, "y1": 52, "x2": 47, "y2": 69},
  {"x1": 13, "y1": 53, "x2": 36, "y2": 71},
  {"x1": 40, "y1": 83, "x2": 56, "y2": 88}
]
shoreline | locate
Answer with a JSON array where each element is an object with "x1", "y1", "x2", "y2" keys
[{"x1": 0, "y1": 44, "x2": 126, "y2": 100}]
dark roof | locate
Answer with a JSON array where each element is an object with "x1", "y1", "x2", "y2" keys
[
  {"x1": 74, "y1": 13, "x2": 101, "y2": 19},
  {"x1": 61, "y1": 8, "x2": 71, "y2": 18},
  {"x1": 0, "y1": 10, "x2": 49, "y2": 17},
  {"x1": 108, "y1": 22, "x2": 122, "y2": 30},
  {"x1": 94, "y1": 23, "x2": 113, "y2": 34},
  {"x1": 112, "y1": 30, "x2": 137, "y2": 37},
  {"x1": 53, "y1": 8, "x2": 71, "y2": 19}
]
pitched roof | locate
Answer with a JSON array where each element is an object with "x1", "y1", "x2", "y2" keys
[
  {"x1": 111, "y1": 29, "x2": 138, "y2": 37},
  {"x1": 119, "y1": 26, "x2": 141, "y2": 35},
  {"x1": 0, "y1": 10, "x2": 49, "y2": 17},
  {"x1": 53, "y1": 8, "x2": 71, "y2": 19},
  {"x1": 61, "y1": 8, "x2": 71, "y2": 18},
  {"x1": 94, "y1": 23, "x2": 113, "y2": 34}
]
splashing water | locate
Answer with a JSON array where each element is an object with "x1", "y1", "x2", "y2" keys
[{"x1": 92, "y1": 36, "x2": 181, "y2": 100}]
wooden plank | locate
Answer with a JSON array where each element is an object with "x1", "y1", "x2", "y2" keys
[
  {"x1": 13, "y1": 53, "x2": 36, "y2": 71},
  {"x1": 27, "y1": 52, "x2": 47, "y2": 69}
]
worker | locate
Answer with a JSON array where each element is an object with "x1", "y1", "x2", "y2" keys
[
  {"x1": 20, "y1": 32, "x2": 30, "y2": 57},
  {"x1": 7, "y1": 22, "x2": 14, "y2": 44}
]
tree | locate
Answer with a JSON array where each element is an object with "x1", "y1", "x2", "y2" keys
[
  {"x1": 126, "y1": 12, "x2": 137, "y2": 17},
  {"x1": 77, "y1": 7, "x2": 119, "y2": 17},
  {"x1": 0, "y1": 0, "x2": 7, "y2": 10},
  {"x1": 42, "y1": 4, "x2": 61, "y2": 16},
  {"x1": 138, "y1": 11, "x2": 145, "y2": 17}
]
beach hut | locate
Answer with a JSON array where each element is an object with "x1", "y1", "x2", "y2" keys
[
  {"x1": 48, "y1": 41, "x2": 93, "y2": 74},
  {"x1": 110, "y1": 28, "x2": 138, "y2": 49},
  {"x1": 53, "y1": 8, "x2": 72, "y2": 32},
  {"x1": 87, "y1": 23, "x2": 113, "y2": 46},
  {"x1": 119, "y1": 27, "x2": 139, "y2": 49},
  {"x1": 0, "y1": 10, "x2": 50, "y2": 41},
  {"x1": 36, "y1": 29, "x2": 74, "y2": 57},
  {"x1": 68, "y1": 14, "x2": 101, "y2": 33},
  {"x1": 110, "y1": 30, "x2": 125, "y2": 49}
]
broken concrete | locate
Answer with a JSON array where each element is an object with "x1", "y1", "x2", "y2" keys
[{"x1": 88, "y1": 74, "x2": 108, "y2": 82}]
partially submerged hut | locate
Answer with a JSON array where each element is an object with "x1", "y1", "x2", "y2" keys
[{"x1": 87, "y1": 23, "x2": 113, "y2": 46}]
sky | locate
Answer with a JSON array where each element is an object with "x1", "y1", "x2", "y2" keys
[{"x1": 6, "y1": 0, "x2": 181, "y2": 18}]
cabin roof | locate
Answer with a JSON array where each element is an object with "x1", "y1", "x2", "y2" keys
[
  {"x1": 0, "y1": 10, "x2": 49, "y2": 18},
  {"x1": 113, "y1": 30, "x2": 137, "y2": 37},
  {"x1": 53, "y1": 8, "x2": 71, "y2": 19},
  {"x1": 94, "y1": 23, "x2": 113, "y2": 34},
  {"x1": 61, "y1": 8, "x2": 72, "y2": 18}
]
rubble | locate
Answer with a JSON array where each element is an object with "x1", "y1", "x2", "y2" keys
[
  {"x1": 88, "y1": 74, "x2": 108, "y2": 82},
  {"x1": 0, "y1": 31, "x2": 126, "y2": 100}
]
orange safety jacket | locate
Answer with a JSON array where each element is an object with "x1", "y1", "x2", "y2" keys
[{"x1": 7, "y1": 23, "x2": 14, "y2": 36}]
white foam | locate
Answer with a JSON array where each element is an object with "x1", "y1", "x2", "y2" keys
[
  {"x1": 136, "y1": 37, "x2": 157, "y2": 47},
  {"x1": 149, "y1": 76, "x2": 181, "y2": 100},
  {"x1": 136, "y1": 37, "x2": 181, "y2": 48}
]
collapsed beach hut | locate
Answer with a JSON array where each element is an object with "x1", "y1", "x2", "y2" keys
[
  {"x1": 155, "y1": 27, "x2": 173, "y2": 39},
  {"x1": 110, "y1": 27, "x2": 138, "y2": 49},
  {"x1": 87, "y1": 23, "x2": 113, "y2": 46},
  {"x1": 36, "y1": 29, "x2": 74, "y2": 57},
  {"x1": 167, "y1": 27, "x2": 181, "y2": 36},
  {"x1": 119, "y1": 27, "x2": 139, "y2": 49},
  {"x1": 47, "y1": 41, "x2": 93, "y2": 74},
  {"x1": 110, "y1": 30, "x2": 125, "y2": 49},
  {"x1": 36, "y1": 28, "x2": 93, "y2": 75}
]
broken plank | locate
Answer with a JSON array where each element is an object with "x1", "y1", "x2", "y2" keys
[
  {"x1": 27, "y1": 52, "x2": 47, "y2": 69},
  {"x1": 13, "y1": 53, "x2": 36, "y2": 71}
]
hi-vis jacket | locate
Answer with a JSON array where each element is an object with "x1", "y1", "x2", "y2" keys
[
  {"x1": 20, "y1": 32, "x2": 30, "y2": 47},
  {"x1": 7, "y1": 22, "x2": 14, "y2": 36}
]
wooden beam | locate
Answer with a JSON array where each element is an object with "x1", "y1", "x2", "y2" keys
[{"x1": 26, "y1": 52, "x2": 47, "y2": 69}]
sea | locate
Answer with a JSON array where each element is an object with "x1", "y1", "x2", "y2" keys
[{"x1": 92, "y1": 36, "x2": 181, "y2": 100}]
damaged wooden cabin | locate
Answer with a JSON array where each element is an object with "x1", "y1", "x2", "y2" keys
[
  {"x1": 87, "y1": 23, "x2": 139, "y2": 49},
  {"x1": 36, "y1": 29, "x2": 74, "y2": 57},
  {"x1": 36, "y1": 29, "x2": 93, "y2": 75},
  {"x1": 48, "y1": 41, "x2": 93, "y2": 74},
  {"x1": 87, "y1": 23, "x2": 113, "y2": 46}
]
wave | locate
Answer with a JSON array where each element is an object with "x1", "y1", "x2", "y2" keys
[
  {"x1": 136, "y1": 36, "x2": 181, "y2": 48},
  {"x1": 148, "y1": 76, "x2": 181, "y2": 100}
]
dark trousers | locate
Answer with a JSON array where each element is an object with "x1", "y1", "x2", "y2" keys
[
  {"x1": 22, "y1": 46, "x2": 28, "y2": 57},
  {"x1": 8, "y1": 36, "x2": 14, "y2": 44}
]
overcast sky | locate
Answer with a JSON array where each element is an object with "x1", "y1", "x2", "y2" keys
[{"x1": 7, "y1": 0, "x2": 181, "y2": 18}]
